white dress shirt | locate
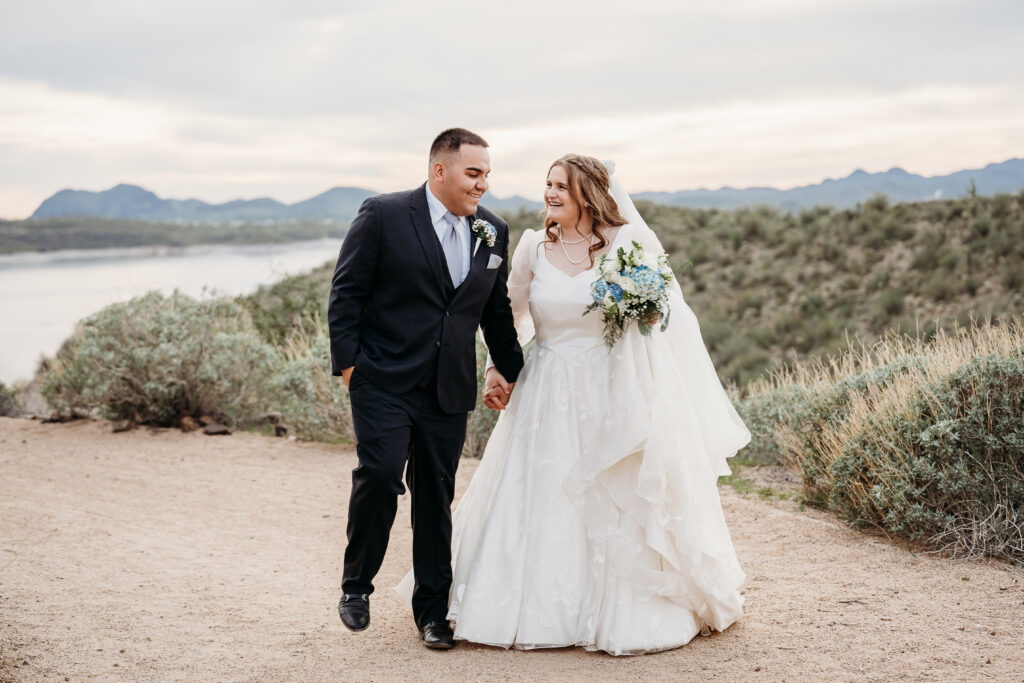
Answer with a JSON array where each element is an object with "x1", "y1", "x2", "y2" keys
[{"x1": 425, "y1": 184, "x2": 472, "y2": 284}]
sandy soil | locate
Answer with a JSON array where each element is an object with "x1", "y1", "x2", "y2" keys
[{"x1": 1, "y1": 417, "x2": 1022, "y2": 682}]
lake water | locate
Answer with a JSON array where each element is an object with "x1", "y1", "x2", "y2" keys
[{"x1": 0, "y1": 239, "x2": 341, "y2": 385}]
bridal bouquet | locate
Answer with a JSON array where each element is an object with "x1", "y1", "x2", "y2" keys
[{"x1": 585, "y1": 241, "x2": 676, "y2": 347}]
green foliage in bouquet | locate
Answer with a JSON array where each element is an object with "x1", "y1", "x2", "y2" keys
[{"x1": 584, "y1": 241, "x2": 676, "y2": 347}]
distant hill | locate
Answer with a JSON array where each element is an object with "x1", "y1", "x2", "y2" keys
[
  {"x1": 634, "y1": 158, "x2": 1024, "y2": 210},
  {"x1": 29, "y1": 158, "x2": 1024, "y2": 220},
  {"x1": 31, "y1": 184, "x2": 374, "y2": 223},
  {"x1": 31, "y1": 184, "x2": 543, "y2": 222}
]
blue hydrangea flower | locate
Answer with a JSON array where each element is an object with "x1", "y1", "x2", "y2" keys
[
  {"x1": 608, "y1": 283, "x2": 624, "y2": 301},
  {"x1": 591, "y1": 279, "x2": 610, "y2": 303},
  {"x1": 627, "y1": 266, "x2": 664, "y2": 298}
]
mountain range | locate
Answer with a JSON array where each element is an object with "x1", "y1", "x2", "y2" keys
[
  {"x1": 30, "y1": 184, "x2": 541, "y2": 223},
  {"x1": 634, "y1": 158, "x2": 1024, "y2": 210},
  {"x1": 29, "y1": 158, "x2": 1024, "y2": 222}
]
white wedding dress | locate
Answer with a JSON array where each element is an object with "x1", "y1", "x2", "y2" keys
[{"x1": 399, "y1": 214, "x2": 752, "y2": 655}]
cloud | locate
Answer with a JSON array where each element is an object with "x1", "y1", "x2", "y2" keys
[
  {"x1": 1, "y1": 1, "x2": 1022, "y2": 217},
  {"x1": 0, "y1": 79, "x2": 170, "y2": 150},
  {"x1": 3, "y1": 1, "x2": 1022, "y2": 118},
  {"x1": 1, "y1": 72, "x2": 1021, "y2": 218}
]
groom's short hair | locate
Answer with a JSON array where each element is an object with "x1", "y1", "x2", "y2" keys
[{"x1": 430, "y1": 128, "x2": 489, "y2": 161}]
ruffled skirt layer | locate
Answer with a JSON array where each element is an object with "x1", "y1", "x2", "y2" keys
[{"x1": 436, "y1": 298, "x2": 750, "y2": 655}]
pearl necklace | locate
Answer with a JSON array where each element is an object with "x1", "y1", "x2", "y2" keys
[{"x1": 558, "y1": 226, "x2": 596, "y2": 265}]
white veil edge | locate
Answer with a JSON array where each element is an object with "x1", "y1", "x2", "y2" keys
[{"x1": 603, "y1": 161, "x2": 751, "y2": 477}]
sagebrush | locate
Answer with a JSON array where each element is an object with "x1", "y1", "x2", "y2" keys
[
  {"x1": 738, "y1": 320, "x2": 1024, "y2": 564},
  {"x1": 40, "y1": 292, "x2": 281, "y2": 427},
  {"x1": 0, "y1": 381, "x2": 19, "y2": 417}
]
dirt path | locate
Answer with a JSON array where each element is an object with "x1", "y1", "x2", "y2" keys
[{"x1": 1, "y1": 417, "x2": 1022, "y2": 682}]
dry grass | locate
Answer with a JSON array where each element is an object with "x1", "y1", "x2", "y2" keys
[
  {"x1": 272, "y1": 320, "x2": 354, "y2": 443},
  {"x1": 740, "y1": 318, "x2": 1024, "y2": 564}
]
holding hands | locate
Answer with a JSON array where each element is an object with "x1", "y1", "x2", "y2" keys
[
  {"x1": 345, "y1": 364, "x2": 514, "y2": 411},
  {"x1": 483, "y1": 367, "x2": 515, "y2": 410}
]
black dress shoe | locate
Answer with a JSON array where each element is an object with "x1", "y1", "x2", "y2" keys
[
  {"x1": 338, "y1": 594, "x2": 370, "y2": 632},
  {"x1": 420, "y1": 621, "x2": 455, "y2": 650}
]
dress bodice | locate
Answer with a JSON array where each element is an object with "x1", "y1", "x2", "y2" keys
[{"x1": 527, "y1": 226, "x2": 630, "y2": 359}]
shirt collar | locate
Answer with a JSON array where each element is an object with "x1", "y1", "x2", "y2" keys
[{"x1": 425, "y1": 184, "x2": 463, "y2": 229}]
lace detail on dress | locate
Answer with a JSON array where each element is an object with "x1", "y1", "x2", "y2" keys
[{"x1": 397, "y1": 223, "x2": 751, "y2": 655}]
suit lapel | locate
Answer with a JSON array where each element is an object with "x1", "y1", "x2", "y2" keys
[
  {"x1": 450, "y1": 213, "x2": 491, "y2": 301},
  {"x1": 464, "y1": 213, "x2": 489, "y2": 278},
  {"x1": 409, "y1": 184, "x2": 448, "y2": 293}
]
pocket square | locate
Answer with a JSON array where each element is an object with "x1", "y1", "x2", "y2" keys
[{"x1": 487, "y1": 254, "x2": 503, "y2": 269}]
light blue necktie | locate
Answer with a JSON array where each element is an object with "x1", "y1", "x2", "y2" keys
[{"x1": 441, "y1": 212, "x2": 464, "y2": 286}]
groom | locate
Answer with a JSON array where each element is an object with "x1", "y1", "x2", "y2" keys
[{"x1": 328, "y1": 128, "x2": 524, "y2": 649}]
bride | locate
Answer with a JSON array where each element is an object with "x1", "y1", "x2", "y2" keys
[{"x1": 400, "y1": 154, "x2": 750, "y2": 655}]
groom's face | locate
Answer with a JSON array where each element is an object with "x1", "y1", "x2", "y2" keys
[{"x1": 433, "y1": 144, "x2": 490, "y2": 217}]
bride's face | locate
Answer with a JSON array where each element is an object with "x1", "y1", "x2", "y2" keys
[{"x1": 545, "y1": 165, "x2": 579, "y2": 226}]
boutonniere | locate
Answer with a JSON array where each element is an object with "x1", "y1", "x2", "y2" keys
[{"x1": 471, "y1": 219, "x2": 497, "y2": 256}]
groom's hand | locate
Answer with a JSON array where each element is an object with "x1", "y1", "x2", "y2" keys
[
  {"x1": 483, "y1": 367, "x2": 515, "y2": 411},
  {"x1": 342, "y1": 366, "x2": 354, "y2": 387}
]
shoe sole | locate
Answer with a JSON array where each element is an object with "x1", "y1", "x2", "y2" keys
[
  {"x1": 342, "y1": 620, "x2": 369, "y2": 633},
  {"x1": 419, "y1": 631, "x2": 455, "y2": 650},
  {"x1": 339, "y1": 608, "x2": 369, "y2": 632}
]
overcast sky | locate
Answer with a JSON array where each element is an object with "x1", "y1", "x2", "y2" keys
[{"x1": 1, "y1": 0, "x2": 1022, "y2": 218}]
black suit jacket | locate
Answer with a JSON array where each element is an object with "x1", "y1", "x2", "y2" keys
[{"x1": 328, "y1": 183, "x2": 524, "y2": 414}]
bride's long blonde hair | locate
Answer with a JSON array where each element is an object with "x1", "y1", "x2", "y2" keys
[{"x1": 544, "y1": 154, "x2": 627, "y2": 268}]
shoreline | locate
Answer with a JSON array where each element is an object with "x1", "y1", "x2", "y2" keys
[
  {"x1": 0, "y1": 237, "x2": 341, "y2": 269},
  {"x1": 0, "y1": 239, "x2": 339, "y2": 385}
]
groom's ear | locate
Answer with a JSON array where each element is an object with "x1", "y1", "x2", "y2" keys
[{"x1": 431, "y1": 161, "x2": 447, "y2": 184}]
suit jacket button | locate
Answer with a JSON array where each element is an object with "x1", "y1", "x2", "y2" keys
[
  {"x1": 435, "y1": 341, "x2": 441, "y2": 348},
  {"x1": 445, "y1": 311, "x2": 450, "y2": 317}
]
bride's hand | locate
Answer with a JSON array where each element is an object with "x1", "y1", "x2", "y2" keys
[
  {"x1": 483, "y1": 387, "x2": 509, "y2": 410},
  {"x1": 642, "y1": 312, "x2": 661, "y2": 327},
  {"x1": 484, "y1": 367, "x2": 514, "y2": 410}
]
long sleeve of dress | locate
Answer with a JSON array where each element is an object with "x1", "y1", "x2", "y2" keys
[{"x1": 486, "y1": 229, "x2": 538, "y2": 370}]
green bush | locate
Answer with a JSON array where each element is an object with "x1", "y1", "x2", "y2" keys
[
  {"x1": 241, "y1": 262, "x2": 332, "y2": 345},
  {"x1": 270, "y1": 329, "x2": 354, "y2": 442},
  {"x1": 621, "y1": 192, "x2": 1024, "y2": 386},
  {"x1": 40, "y1": 292, "x2": 281, "y2": 427},
  {"x1": 740, "y1": 321, "x2": 1024, "y2": 564},
  {"x1": 464, "y1": 338, "x2": 501, "y2": 459},
  {"x1": 876, "y1": 288, "x2": 906, "y2": 318},
  {"x1": 863, "y1": 352, "x2": 1024, "y2": 559},
  {"x1": 733, "y1": 383, "x2": 806, "y2": 464},
  {"x1": 0, "y1": 381, "x2": 19, "y2": 417}
]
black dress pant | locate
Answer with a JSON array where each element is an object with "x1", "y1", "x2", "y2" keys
[{"x1": 342, "y1": 370, "x2": 467, "y2": 629}]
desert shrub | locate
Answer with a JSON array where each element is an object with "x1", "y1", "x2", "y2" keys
[
  {"x1": 865, "y1": 352, "x2": 1024, "y2": 559},
  {"x1": 241, "y1": 262, "x2": 332, "y2": 345},
  {"x1": 775, "y1": 356, "x2": 924, "y2": 504},
  {"x1": 745, "y1": 320, "x2": 1024, "y2": 564},
  {"x1": 272, "y1": 332, "x2": 504, "y2": 454},
  {"x1": 39, "y1": 291, "x2": 280, "y2": 427},
  {"x1": 464, "y1": 337, "x2": 502, "y2": 458},
  {"x1": 1001, "y1": 263, "x2": 1024, "y2": 290},
  {"x1": 921, "y1": 273, "x2": 955, "y2": 302},
  {"x1": 0, "y1": 381, "x2": 19, "y2": 417},
  {"x1": 270, "y1": 327, "x2": 354, "y2": 442},
  {"x1": 733, "y1": 383, "x2": 807, "y2": 464},
  {"x1": 875, "y1": 288, "x2": 906, "y2": 318}
]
